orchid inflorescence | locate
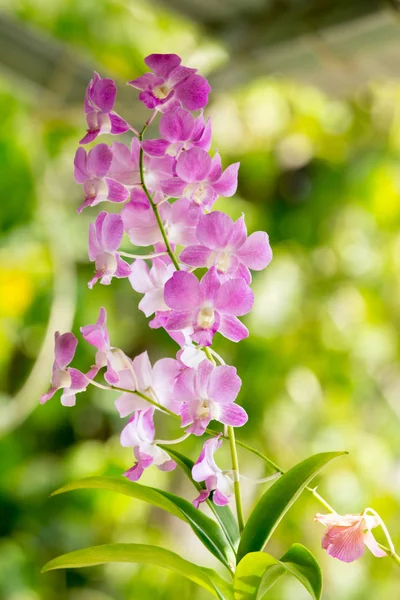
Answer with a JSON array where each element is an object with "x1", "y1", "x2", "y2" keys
[{"x1": 40, "y1": 54, "x2": 400, "y2": 590}]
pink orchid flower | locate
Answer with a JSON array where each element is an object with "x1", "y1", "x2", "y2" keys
[
  {"x1": 161, "y1": 147, "x2": 239, "y2": 211},
  {"x1": 115, "y1": 351, "x2": 181, "y2": 418},
  {"x1": 88, "y1": 212, "x2": 131, "y2": 289},
  {"x1": 192, "y1": 436, "x2": 234, "y2": 507},
  {"x1": 40, "y1": 332, "x2": 94, "y2": 407},
  {"x1": 141, "y1": 107, "x2": 211, "y2": 159},
  {"x1": 129, "y1": 258, "x2": 176, "y2": 319},
  {"x1": 121, "y1": 408, "x2": 176, "y2": 481},
  {"x1": 74, "y1": 145, "x2": 129, "y2": 213},
  {"x1": 164, "y1": 267, "x2": 254, "y2": 346},
  {"x1": 108, "y1": 138, "x2": 173, "y2": 195},
  {"x1": 129, "y1": 53, "x2": 211, "y2": 113},
  {"x1": 80, "y1": 307, "x2": 134, "y2": 386},
  {"x1": 80, "y1": 72, "x2": 130, "y2": 144},
  {"x1": 314, "y1": 511, "x2": 387, "y2": 563},
  {"x1": 180, "y1": 211, "x2": 272, "y2": 283},
  {"x1": 173, "y1": 359, "x2": 246, "y2": 435},
  {"x1": 121, "y1": 195, "x2": 199, "y2": 247}
]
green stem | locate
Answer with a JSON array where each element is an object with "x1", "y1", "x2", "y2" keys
[
  {"x1": 202, "y1": 347, "x2": 245, "y2": 531},
  {"x1": 110, "y1": 385, "x2": 179, "y2": 419},
  {"x1": 139, "y1": 119, "x2": 180, "y2": 271},
  {"x1": 227, "y1": 425, "x2": 245, "y2": 533},
  {"x1": 378, "y1": 544, "x2": 400, "y2": 568}
]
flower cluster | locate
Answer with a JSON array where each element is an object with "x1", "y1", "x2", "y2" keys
[
  {"x1": 40, "y1": 54, "x2": 396, "y2": 567},
  {"x1": 43, "y1": 53, "x2": 271, "y2": 505}
]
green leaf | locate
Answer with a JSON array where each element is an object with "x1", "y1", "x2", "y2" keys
[
  {"x1": 53, "y1": 476, "x2": 235, "y2": 571},
  {"x1": 234, "y1": 544, "x2": 322, "y2": 600},
  {"x1": 164, "y1": 446, "x2": 240, "y2": 552},
  {"x1": 234, "y1": 552, "x2": 284, "y2": 600},
  {"x1": 42, "y1": 543, "x2": 232, "y2": 600},
  {"x1": 276, "y1": 544, "x2": 322, "y2": 599},
  {"x1": 237, "y1": 451, "x2": 345, "y2": 562}
]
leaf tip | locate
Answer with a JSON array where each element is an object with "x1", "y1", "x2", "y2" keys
[{"x1": 41, "y1": 563, "x2": 52, "y2": 573}]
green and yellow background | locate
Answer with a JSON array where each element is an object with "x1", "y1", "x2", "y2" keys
[{"x1": 1, "y1": 1, "x2": 400, "y2": 598}]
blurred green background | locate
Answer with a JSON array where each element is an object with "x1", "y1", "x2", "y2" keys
[{"x1": 1, "y1": 1, "x2": 400, "y2": 599}]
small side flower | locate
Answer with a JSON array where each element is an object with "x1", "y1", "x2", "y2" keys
[
  {"x1": 40, "y1": 332, "x2": 94, "y2": 407},
  {"x1": 314, "y1": 511, "x2": 387, "y2": 563},
  {"x1": 192, "y1": 436, "x2": 233, "y2": 507}
]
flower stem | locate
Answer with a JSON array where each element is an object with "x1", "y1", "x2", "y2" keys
[
  {"x1": 378, "y1": 544, "x2": 400, "y2": 568},
  {"x1": 139, "y1": 119, "x2": 180, "y2": 271},
  {"x1": 227, "y1": 425, "x2": 245, "y2": 533}
]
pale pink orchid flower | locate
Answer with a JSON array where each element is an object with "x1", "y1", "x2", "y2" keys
[
  {"x1": 141, "y1": 107, "x2": 211, "y2": 159},
  {"x1": 74, "y1": 145, "x2": 129, "y2": 213},
  {"x1": 40, "y1": 332, "x2": 95, "y2": 407},
  {"x1": 129, "y1": 258, "x2": 176, "y2": 319},
  {"x1": 80, "y1": 307, "x2": 133, "y2": 386},
  {"x1": 114, "y1": 351, "x2": 181, "y2": 418},
  {"x1": 315, "y1": 510, "x2": 389, "y2": 563},
  {"x1": 129, "y1": 53, "x2": 210, "y2": 113},
  {"x1": 180, "y1": 211, "x2": 272, "y2": 284},
  {"x1": 88, "y1": 211, "x2": 131, "y2": 289},
  {"x1": 121, "y1": 194, "x2": 199, "y2": 248},
  {"x1": 108, "y1": 138, "x2": 173, "y2": 196},
  {"x1": 161, "y1": 147, "x2": 239, "y2": 212},
  {"x1": 80, "y1": 72, "x2": 130, "y2": 144},
  {"x1": 173, "y1": 359, "x2": 246, "y2": 436},
  {"x1": 164, "y1": 267, "x2": 254, "y2": 346},
  {"x1": 192, "y1": 435, "x2": 233, "y2": 507},
  {"x1": 121, "y1": 408, "x2": 176, "y2": 481}
]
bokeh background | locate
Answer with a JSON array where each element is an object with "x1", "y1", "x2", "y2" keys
[{"x1": 1, "y1": 1, "x2": 400, "y2": 599}]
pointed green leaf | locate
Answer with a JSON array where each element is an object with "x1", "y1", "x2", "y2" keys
[
  {"x1": 42, "y1": 543, "x2": 232, "y2": 599},
  {"x1": 234, "y1": 544, "x2": 322, "y2": 600},
  {"x1": 53, "y1": 476, "x2": 235, "y2": 571},
  {"x1": 164, "y1": 446, "x2": 240, "y2": 552},
  {"x1": 275, "y1": 544, "x2": 322, "y2": 599},
  {"x1": 237, "y1": 451, "x2": 345, "y2": 561},
  {"x1": 234, "y1": 552, "x2": 284, "y2": 600}
]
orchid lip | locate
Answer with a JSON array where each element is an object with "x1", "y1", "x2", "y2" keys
[
  {"x1": 153, "y1": 84, "x2": 171, "y2": 100},
  {"x1": 54, "y1": 369, "x2": 72, "y2": 389},
  {"x1": 197, "y1": 307, "x2": 215, "y2": 329},
  {"x1": 215, "y1": 249, "x2": 232, "y2": 273}
]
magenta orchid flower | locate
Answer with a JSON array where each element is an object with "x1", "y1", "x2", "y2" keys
[
  {"x1": 180, "y1": 211, "x2": 272, "y2": 283},
  {"x1": 122, "y1": 195, "x2": 199, "y2": 247},
  {"x1": 80, "y1": 72, "x2": 130, "y2": 144},
  {"x1": 129, "y1": 54, "x2": 211, "y2": 113},
  {"x1": 88, "y1": 212, "x2": 131, "y2": 289},
  {"x1": 121, "y1": 408, "x2": 176, "y2": 481},
  {"x1": 80, "y1": 307, "x2": 134, "y2": 385},
  {"x1": 108, "y1": 139, "x2": 173, "y2": 195},
  {"x1": 173, "y1": 359, "x2": 246, "y2": 435},
  {"x1": 314, "y1": 511, "x2": 387, "y2": 563},
  {"x1": 141, "y1": 107, "x2": 211, "y2": 159},
  {"x1": 161, "y1": 147, "x2": 239, "y2": 211},
  {"x1": 74, "y1": 145, "x2": 129, "y2": 213},
  {"x1": 129, "y1": 258, "x2": 176, "y2": 320},
  {"x1": 164, "y1": 267, "x2": 254, "y2": 346},
  {"x1": 192, "y1": 436, "x2": 234, "y2": 507},
  {"x1": 40, "y1": 332, "x2": 94, "y2": 407},
  {"x1": 115, "y1": 351, "x2": 181, "y2": 418}
]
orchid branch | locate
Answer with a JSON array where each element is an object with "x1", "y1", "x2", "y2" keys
[{"x1": 138, "y1": 116, "x2": 180, "y2": 271}]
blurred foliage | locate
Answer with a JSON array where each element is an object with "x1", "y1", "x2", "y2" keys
[{"x1": 1, "y1": 2, "x2": 400, "y2": 600}]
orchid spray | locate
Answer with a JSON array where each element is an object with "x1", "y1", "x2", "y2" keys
[{"x1": 41, "y1": 55, "x2": 400, "y2": 598}]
